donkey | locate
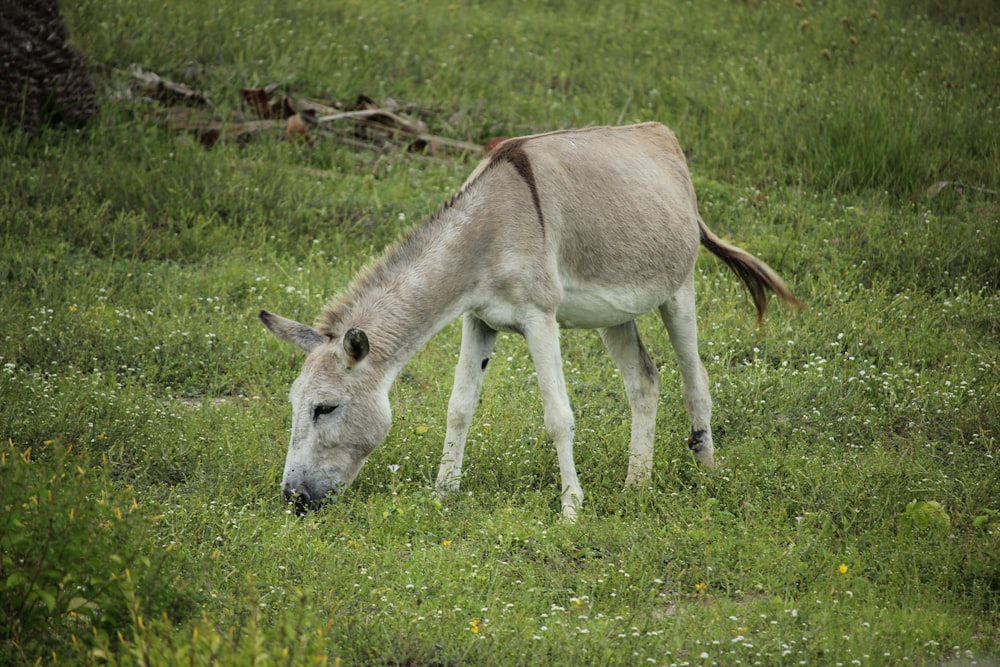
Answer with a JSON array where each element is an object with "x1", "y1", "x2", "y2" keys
[{"x1": 260, "y1": 122, "x2": 801, "y2": 520}]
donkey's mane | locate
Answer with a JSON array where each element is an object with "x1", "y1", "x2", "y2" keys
[
  {"x1": 317, "y1": 141, "x2": 542, "y2": 339},
  {"x1": 316, "y1": 174, "x2": 482, "y2": 339}
]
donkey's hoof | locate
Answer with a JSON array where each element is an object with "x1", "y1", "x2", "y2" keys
[
  {"x1": 623, "y1": 473, "x2": 651, "y2": 490},
  {"x1": 559, "y1": 489, "x2": 583, "y2": 523},
  {"x1": 693, "y1": 450, "x2": 719, "y2": 469},
  {"x1": 433, "y1": 482, "x2": 460, "y2": 502},
  {"x1": 560, "y1": 504, "x2": 579, "y2": 524},
  {"x1": 688, "y1": 433, "x2": 715, "y2": 469}
]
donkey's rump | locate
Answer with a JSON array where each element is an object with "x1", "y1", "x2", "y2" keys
[
  {"x1": 528, "y1": 127, "x2": 699, "y2": 274},
  {"x1": 504, "y1": 123, "x2": 704, "y2": 328}
]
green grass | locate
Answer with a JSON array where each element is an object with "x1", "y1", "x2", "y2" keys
[{"x1": 2, "y1": 1, "x2": 999, "y2": 665}]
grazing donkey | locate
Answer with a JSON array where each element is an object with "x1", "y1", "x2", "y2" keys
[{"x1": 260, "y1": 122, "x2": 800, "y2": 519}]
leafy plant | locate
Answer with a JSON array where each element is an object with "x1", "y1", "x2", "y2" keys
[
  {"x1": 900, "y1": 500, "x2": 953, "y2": 534},
  {"x1": 0, "y1": 441, "x2": 201, "y2": 664}
]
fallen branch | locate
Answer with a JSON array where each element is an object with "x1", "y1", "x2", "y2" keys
[
  {"x1": 926, "y1": 180, "x2": 998, "y2": 198},
  {"x1": 127, "y1": 64, "x2": 212, "y2": 108},
  {"x1": 165, "y1": 108, "x2": 282, "y2": 147},
  {"x1": 406, "y1": 133, "x2": 485, "y2": 155},
  {"x1": 126, "y1": 68, "x2": 486, "y2": 156}
]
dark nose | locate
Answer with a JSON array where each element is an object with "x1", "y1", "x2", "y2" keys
[{"x1": 282, "y1": 485, "x2": 314, "y2": 515}]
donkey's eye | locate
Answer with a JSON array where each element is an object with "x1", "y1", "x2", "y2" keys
[{"x1": 313, "y1": 404, "x2": 339, "y2": 420}]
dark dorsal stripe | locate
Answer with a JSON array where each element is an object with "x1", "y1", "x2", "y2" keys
[{"x1": 490, "y1": 139, "x2": 545, "y2": 230}]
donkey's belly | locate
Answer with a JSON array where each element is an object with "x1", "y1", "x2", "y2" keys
[{"x1": 556, "y1": 283, "x2": 666, "y2": 329}]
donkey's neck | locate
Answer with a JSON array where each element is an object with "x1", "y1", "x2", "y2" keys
[{"x1": 319, "y1": 207, "x2": 478, "y2": 378}]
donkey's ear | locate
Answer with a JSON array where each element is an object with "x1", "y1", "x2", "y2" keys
[
  {"x1": 343, "y1": 328, "x2": 370, "y2": 365},
  {"x1": 259, "y1": 310, "x2": 326, "y2": 353}
]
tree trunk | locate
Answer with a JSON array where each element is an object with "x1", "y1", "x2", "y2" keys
[{"x1": 0, "y1": 0, "x2": 97, "y2": 130}]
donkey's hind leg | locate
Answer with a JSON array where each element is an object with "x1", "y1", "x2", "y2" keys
[
  {"x1": 659, "y1": 280, "x2": 716, "y2": 468},
  {"x1": 599, "y1": 321, "x2": 660, "y2": 488},
  {"x1": 436, "y1": 314, "x2": 498, "y2": 496}
]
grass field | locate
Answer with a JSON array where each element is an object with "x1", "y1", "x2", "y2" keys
[{"x1": 2, "y1": 1, "x2": 999, "y2": 665}]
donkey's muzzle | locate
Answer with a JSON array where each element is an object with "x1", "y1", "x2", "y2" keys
[{"x1": 282, "y1": 485, "x2": 321, "y2": 515}]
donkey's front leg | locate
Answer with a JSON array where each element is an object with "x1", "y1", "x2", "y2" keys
[
  {"x1": 523, "y1": 315, "x2": 583, "y2": 521},
  {"x1": 436, "y1": 314, "x2": 497, "y2": 497}
]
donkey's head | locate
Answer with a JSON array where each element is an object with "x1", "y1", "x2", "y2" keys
[{"x1": 259, "y1": 310, "x2": 391, "y2": 513}]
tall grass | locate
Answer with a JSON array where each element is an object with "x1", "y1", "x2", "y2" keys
[{"x1": 1, "y1": 0, "x2": 998, "y2": 665}]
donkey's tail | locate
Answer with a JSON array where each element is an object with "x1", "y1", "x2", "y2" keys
[{"x1": 698, "y1": 217, "x2": 803, "y2": 322}]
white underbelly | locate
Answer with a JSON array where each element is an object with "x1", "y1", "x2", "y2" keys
[{"x1": 556, "y1": 283, "x2": 666, "y2": 329}]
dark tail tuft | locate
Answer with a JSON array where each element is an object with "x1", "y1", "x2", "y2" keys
[{"x1": 698, "y1": 217, "x2": 803, "y2": 322}]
